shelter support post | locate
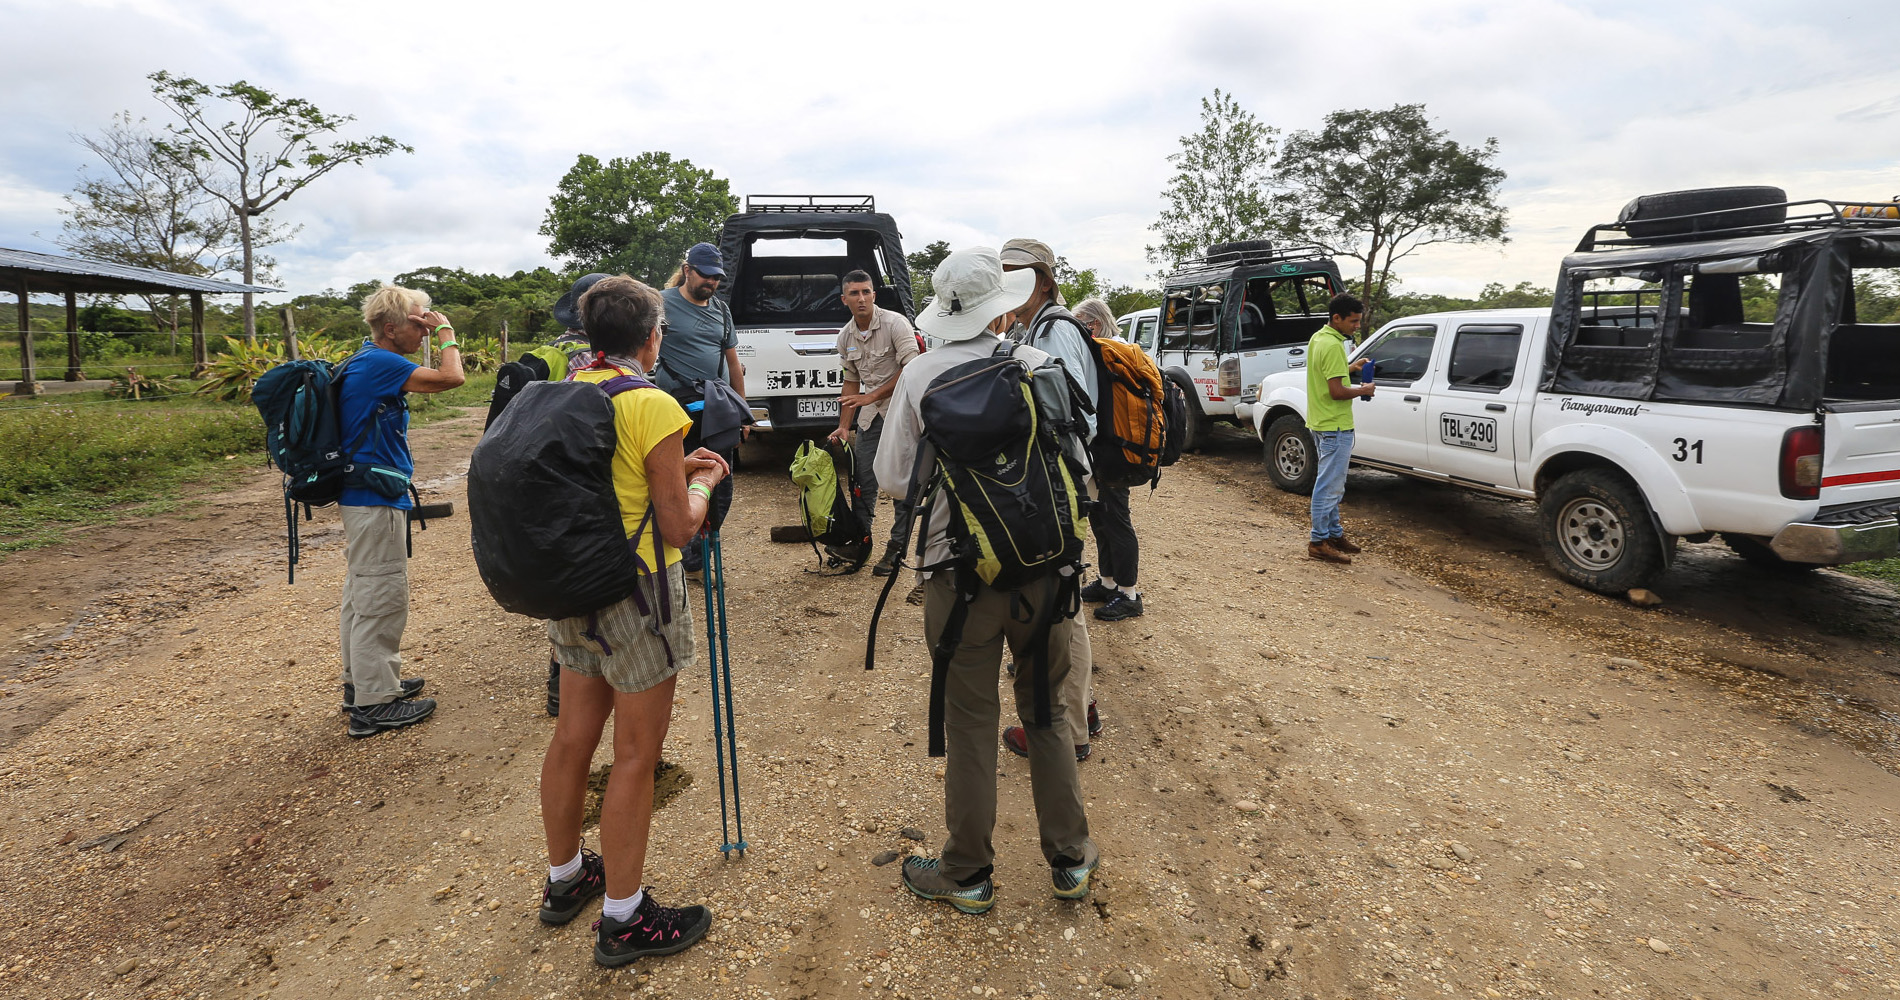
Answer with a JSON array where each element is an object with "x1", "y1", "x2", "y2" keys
[
  {"x1": 190, "y1": 293, "x2": 206, "y2": 377},
  {"x1": 14, "y1": 280, "x2": 40, "y2": 396},
  {"x1": 282, "y1": 306, "x2": 299, "y2": 361},
  {"x1": 498, "y1": 319, "x2": 508, "y2": 364},
  {"x1": 64, "y1": 290, "x2": 83, "y2": 382}
]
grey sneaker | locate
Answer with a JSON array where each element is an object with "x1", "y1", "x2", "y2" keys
[
  {"x1": 539, "y1": 848, "x2": 605, "y2": 925},
  {"x1": 1052, "y1": 851, "x2": 1099, "y2": 900},
  {"x1": 901, "y1": 856, "x2": 993, "y2": 914},
  {"x1": 347, "y1": 697, "x2": 436, "y2": 739},
  {"x1": 340, "y1": 677, "x2": 424, "y2": 712}
]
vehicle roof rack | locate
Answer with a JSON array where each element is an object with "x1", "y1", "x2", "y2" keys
[
  {"x1": 745, "y1": 194, "x2": 876, "y2": 214},
  {"x1": 1576, "y1": 198, "x2": 1900, "y2": 252},
  {"x1": 1170, "y1": 242, "x2": 1333, "y2": 273}
]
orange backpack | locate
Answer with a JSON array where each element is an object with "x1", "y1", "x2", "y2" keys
[{"x1": 1085, "y1": 334, "x2": 1170, "y2": 489}]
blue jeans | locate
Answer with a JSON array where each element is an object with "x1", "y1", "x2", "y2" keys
[{"x1": 1309, "y1": 429, "x2": 1353, "y2": 543}]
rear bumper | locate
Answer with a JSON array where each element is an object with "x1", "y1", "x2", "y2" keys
[{"x1": 1770, "y1": 517, "x2": 1899, "y2": 564}]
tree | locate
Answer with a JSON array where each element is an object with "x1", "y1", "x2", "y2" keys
[
  {"x1": 540, "y1": 153, "x2": 737, "y2": 286},
  {"x1": 1274, "y1": 104, "x2": 1507, "y2": 319},
  {"x1": 1147, "y1": 89, "x2": 1280, "y2": 272},
  {"x1": 905, "y1": 239, "x2": 951, "y2": 302},
  {"x1": 52, "y1": 113, "x2": 274, "y2": 339},
  {"x1": 148, "y1": 71, "x2": 411, "y2": 340}
]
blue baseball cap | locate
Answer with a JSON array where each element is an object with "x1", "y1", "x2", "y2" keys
[{"x1": 685, "y1": 242, "x2": 726, "y2": 277}]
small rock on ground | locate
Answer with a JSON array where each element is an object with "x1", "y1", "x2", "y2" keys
[
  {"x1": 1648, "y1": 938, "x2": 1672, "y2": 954},
  {"x1": 871, "y1": 850, "x2": 900, "y2": 867},
  {"x1": 1103, "y1": 969, "x2": 1135, "y2": 989},
  {"x1": 1226, "y1": 964, "x2": 1253, "y2": 988},
  {"x1": 899, "y1": 827, "x2": 925, "y2": 841},
  {"x1": 1626, "y1": 588, "x2": 1663, "y2": 607}
]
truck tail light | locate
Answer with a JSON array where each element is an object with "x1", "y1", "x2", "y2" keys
[
  {"x1": 1779, "y1": 426, "x2": 1823, "y2": 499},
  {"x1": 1217, "y1": 357, "x2": 1241, "y2": 397}
]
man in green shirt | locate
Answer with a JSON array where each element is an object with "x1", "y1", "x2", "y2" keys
[{"x1": 1305, "y1": 294, "x2": 1373, "y2": 564}]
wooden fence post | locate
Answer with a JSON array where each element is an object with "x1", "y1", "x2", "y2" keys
[
  {"x1": 64, "y1": 290, "x2": 84, "y2": 381},
  {"x1": 282, "y1": 306, "x2": 300, "y2": 361},
  {"x1": 190, "y1": 293, "x2": 207, "y2": 377},
  {"x1": 14, "y1": 280, "x2": 40, "y2": 396},
  {"x1": 499, "y1": 319, "x2": 509, "y2": 364}
]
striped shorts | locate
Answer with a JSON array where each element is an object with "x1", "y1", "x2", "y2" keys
[{"x1": 547, "y1": 563, "x2": 696, "y2": 694}]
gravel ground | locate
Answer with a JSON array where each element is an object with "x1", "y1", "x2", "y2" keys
[{"x1": 1, "y1": 409, "x2": 1896, "y2": 1000}]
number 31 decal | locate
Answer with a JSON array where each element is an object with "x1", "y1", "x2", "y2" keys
[{"x1": 1672, "y1": 438, "x2": 1704, "y2": 463}]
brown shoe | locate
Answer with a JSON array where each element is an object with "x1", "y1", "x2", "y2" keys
[
  {"x1": 1307, "y1": 540, "x2": 1352, "y2": 564},
  {"x1": 1330, "y1": 535, "x2": 1362, "y2": 554}
]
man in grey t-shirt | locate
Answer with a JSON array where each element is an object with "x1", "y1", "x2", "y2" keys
[{"x1": 658, "y1": 242, "x2": 748, "y2": 576}]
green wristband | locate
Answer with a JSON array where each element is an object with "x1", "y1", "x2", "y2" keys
[
  {"x1": 432, "y1": 324, "x2": 453, "y2": 335},
  {"x1": 688, "y1": 482, "x2": 712, "y2": 501}
]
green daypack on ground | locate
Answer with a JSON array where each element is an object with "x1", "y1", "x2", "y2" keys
[{"x1": 790, "y1": 439, "x2": 871, "y2": 570}]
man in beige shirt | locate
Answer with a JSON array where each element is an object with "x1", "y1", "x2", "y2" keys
[{"x1": 827, "y1": 268, "x2": 921, "y2": 575}]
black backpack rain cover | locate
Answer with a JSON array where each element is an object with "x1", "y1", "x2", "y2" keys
[{"x1": 468, "y1": 380, "x2": 643, "y2": 620}]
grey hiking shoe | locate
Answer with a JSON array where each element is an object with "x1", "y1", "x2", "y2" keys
[
  {"x1": 347, "y1": 697, "x2": 436, "y2": 739},
  {"x1": 340, "y1": 677, "x2": 425, "y2": 712},
  {"x1": 1052, "y1": 850, "x2": 1099, "y2": 900},
  {"x1": 901, "y1": 856, "x2": 993, "y2": 914},
  {"x1": 539, "y1": 847, "x2": 605, "y2": 925}
]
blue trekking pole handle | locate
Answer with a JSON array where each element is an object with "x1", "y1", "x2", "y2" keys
[
  {"x1": 701, "y1": 534, "x2": 733, "y2": 855},
  {"x1": 712, "y1": 530, "x2": 747, "y2": 855}
]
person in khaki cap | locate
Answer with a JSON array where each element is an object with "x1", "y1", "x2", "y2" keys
[
  {"x1": 997, "y1": 238, "x2": 1111, "y2": 764},
  {"x1": 874, "y1": 246, "x2": 1099, "y2": 915}
]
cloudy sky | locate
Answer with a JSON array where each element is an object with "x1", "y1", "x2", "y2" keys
[{"x1": 3, "y1": 0, "x2": 1896, "y2": 304}]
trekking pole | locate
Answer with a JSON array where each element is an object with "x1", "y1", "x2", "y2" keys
[
  {"x1": 712, "y1": 529, "x2": 747, "y2": 856},
  {"x1": 700, "y1": 531, "x2": 747, "y2": 857}
]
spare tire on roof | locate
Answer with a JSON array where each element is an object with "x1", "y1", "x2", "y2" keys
[
  {"x1": 1206, "y1": 239, "x2": 1275, "y2": 257},
  {"x1": 1617, "y1": 186, "x2": 1787, "y2": 239}
]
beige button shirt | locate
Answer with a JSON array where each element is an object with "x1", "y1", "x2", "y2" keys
[{"x1": 836, "y1": 306, "x2": 921, "y2": 430}]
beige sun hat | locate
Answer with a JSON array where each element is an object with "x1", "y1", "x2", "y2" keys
[
  {"x1": 913, "y1": 246, "x2": 1038, "y2": 342},
  {"x1": 999, "y1": 237, "x2": 1064, "y2": 306}
]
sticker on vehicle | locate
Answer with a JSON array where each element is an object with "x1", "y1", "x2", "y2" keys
[
  {"x1": 766, "y1": 369, "x2": 844, "y2": 391},
  {"x1": 1439, "y1": 413, "x2": 1498, "y2": 452}
]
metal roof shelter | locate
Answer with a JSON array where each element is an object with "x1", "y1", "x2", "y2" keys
[{"x1": 3, "y1": 246, "x2": 281, "y2": 394}]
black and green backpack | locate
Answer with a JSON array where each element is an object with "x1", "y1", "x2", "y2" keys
[{"x1": 790, "y1": 439, "x2": 871, "y2": 572}]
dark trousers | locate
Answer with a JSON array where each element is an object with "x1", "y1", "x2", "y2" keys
[
  {"x1": 678, "y1": 415, "x2": 735, "y2": 573},
  {"x1": 1092, "y1": 484, "x2": 1138, "y2": 587},
  {"x1": 852, "y1": 414, "x2": 915, "y2": 550}
]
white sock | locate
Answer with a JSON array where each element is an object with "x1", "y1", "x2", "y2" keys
[
  {"x1": 602, "y1": 890, "x2": 645, "y2": 922},
  {"x1": 1120, "y1": 585, "x2": 1139, "y2": 599},
  {"x1": 548, "y1": 849, "x2": 583, "y2": 883},
  {"x1": 1098, "y1": 576, "x2": 1116, "y2": 590}
]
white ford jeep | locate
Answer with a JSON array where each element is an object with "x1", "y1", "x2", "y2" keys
[{"x1": 1238, "y1": 187, "x2": 1900, "y2": 593}]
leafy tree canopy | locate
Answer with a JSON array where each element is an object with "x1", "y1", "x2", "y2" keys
[
  {"x1": 540, "y1": 152, "x2": 737, "y2": 286},
  {"x1": 1146, "y1": 88, "x2": 1279, "y2": 272}
]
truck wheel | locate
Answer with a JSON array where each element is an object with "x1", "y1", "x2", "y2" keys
[
  {"x1": 1722, "y1": 534, "x2": 1818, "y2": 573},
  {"x1": 1538, "y1": 469, "x2": 1665, "y2": 593},
  {"x1": 1167, "y1": 374, "x2": 1211, "y2": 453},
  {"x1": 1617, "y1": 186, "x2": 1786, "y2": 239},
  {"x1": 1264, "y1": 414, "x2": 1317, "y2": 495}
]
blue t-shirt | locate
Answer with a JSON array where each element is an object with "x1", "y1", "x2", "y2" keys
[
  {"x1": 656, "y1": 287, "x2": 737, "y2": 392},
  {"x1": 337, "y1": 342, "x2": 420, "y2": 508}
]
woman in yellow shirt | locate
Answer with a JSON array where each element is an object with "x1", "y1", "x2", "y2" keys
[{"x1": 535, "y1": 275, "x2": 730, "y2": 967}]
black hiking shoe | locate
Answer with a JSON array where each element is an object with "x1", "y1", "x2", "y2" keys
[
  {"x1": 1094, "y1": 593, "x2": 1145, "y2": 622},
  {"x1": 592, "y1": 890, "x2": 712, "y2": 967},
  {"x1": 1079, "y1": 578, "x2": 1113, "y2": 603},
  {"x1": 901, "y1": 856, "x2": 994, "y2": 915},
  {"x1": 871, "y1": 542, "x2": 902, "y2": 577},
  {"x1": 539, "y1": 848, "x2": 605, "y2": 925},
  {"x1": 347, "y1": 697, "x2": 436, "y2": 739},
  {"x1": 546, "y1": 659, "x2": 561, "y2": 717},
  {"x1": 340, "y1": 677, "x2": 425, "y2": 712}
]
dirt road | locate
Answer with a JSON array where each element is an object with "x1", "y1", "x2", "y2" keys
[{"x1": 2, "y1": 410, "x2": 1896, "y2": 1000}]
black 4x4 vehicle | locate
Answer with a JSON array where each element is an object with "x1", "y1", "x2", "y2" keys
[
  {"x1": 1149, "y1": 240, "x2": 1345, "y2": 450},
  {"x1": 712, "y1": 195, "x2": 913, "y2": 432}
]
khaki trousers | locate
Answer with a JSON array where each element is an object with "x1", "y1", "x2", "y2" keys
[
  {"x1": 926, "y1": 573, "x2": 1095, "y2": 882},
  {"x1": 1063, "y1": 619, "x2": 1093, "y2": 747},
  {"x1": 338, "y1": 505, "x2": 408, "y2": 706}
]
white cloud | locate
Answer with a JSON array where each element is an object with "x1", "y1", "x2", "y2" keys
[{"x1": 1, "y1": 0, "x2": 1895, "y2": 304}]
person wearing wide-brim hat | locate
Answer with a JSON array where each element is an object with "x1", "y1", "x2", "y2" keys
[{"x1": 872, "y1": 246, "x2": 1100, "y2": 915}]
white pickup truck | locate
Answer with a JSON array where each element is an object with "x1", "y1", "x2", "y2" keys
[
  {"x1": 1237, "y1": 187, "x2": 1900, "y2": 593},
  {"x1": 713, "y1": 196, "x2": 914, "y2": 433}
]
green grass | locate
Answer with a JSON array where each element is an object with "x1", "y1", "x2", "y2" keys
[
  {"x1": 1843, "y1": 557, "x2": 1900, "y2": 589},
  {"x1": 0, "y1": 371, "x2": 493, "y2": 555},
  {"x1": 0, "y1": 396, "x2": 266, "y2": 553}
]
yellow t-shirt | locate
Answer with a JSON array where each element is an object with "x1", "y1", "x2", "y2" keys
[{"x1": 569, "y1": 367, "x2": 694, "y2": 568}]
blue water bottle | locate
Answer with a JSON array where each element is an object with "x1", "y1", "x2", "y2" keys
[{"x1": 1356, "y1": 357, "x2": 1375, "y2": 401}]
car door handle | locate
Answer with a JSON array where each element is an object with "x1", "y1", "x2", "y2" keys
[
  {"x1": 1485, "y1": 403, "x2": 1506, "y2": 412},
  {"x1": 1404, "y1": 395, "x2": 1422, "y2": 403}
]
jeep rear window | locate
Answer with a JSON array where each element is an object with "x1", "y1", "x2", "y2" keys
[
  {"x1": 1446, "y1": 324, "x2": 1523, "y2": 391},
  {"x1": 1827, "y1": 265, "x2": 1900, "y2": 401},
  {"x1": 1575, "y1": 276, "x2": 1663, "y2": 348},
  {"x1": 731, "y1": 234, "x2": 895, "y2": 326},
  {"x1": 1162, "y1": 286, "x2": 1223, "y2": 351},
  {"x1": 1239, "y1": 275, "x2": 1334, "y2": 351}
]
